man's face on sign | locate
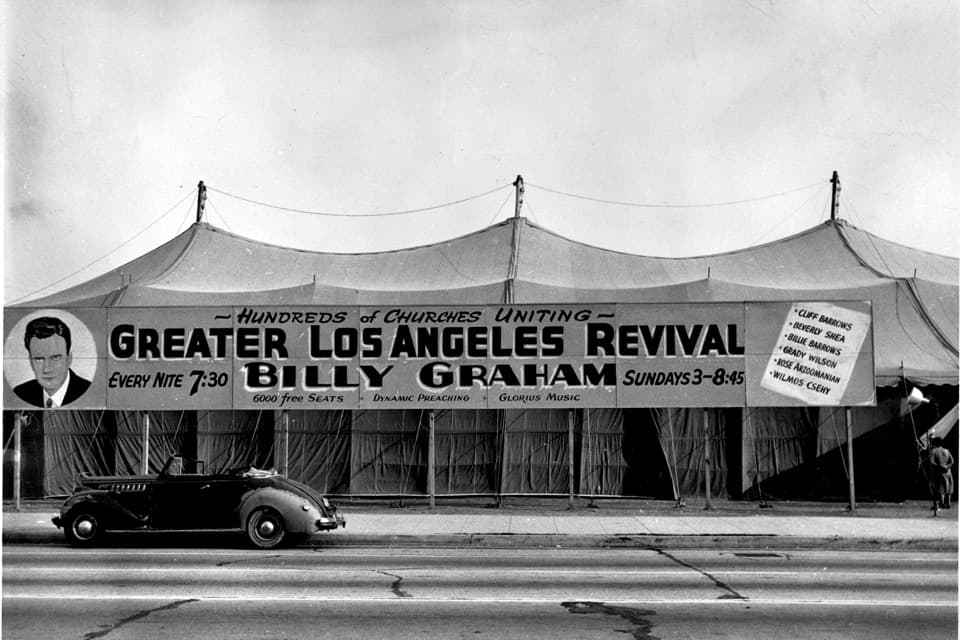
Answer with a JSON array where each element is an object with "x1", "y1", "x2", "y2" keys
[{"x1": 28, "y1": 335, "x2": 72, "y2": 393}]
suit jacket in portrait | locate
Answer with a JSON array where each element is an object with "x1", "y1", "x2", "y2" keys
[{"x1": 13, "y1": 371, "x2": 91, "y2": 408}]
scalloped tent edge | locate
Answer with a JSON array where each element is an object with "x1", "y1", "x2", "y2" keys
[{"x1": 12, "y1": 217, "x2": 957, "y2": 387}]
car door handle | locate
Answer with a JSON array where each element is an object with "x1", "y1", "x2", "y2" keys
[{"x1": 200, "y1": 484, "x2": 211, "y2": 491}]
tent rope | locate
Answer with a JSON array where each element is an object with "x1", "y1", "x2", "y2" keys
[
  {"x1": 7, "y1": 189, "x2": 198, "y2": 305},
  {"x1": 208, "y1": 183, "x2": 513, "y2": 218},
  {"x1": 526, "y1": 180, "x2": 826, "y2": 209}
]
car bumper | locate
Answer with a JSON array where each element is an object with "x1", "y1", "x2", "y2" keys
[{"x1": 316, "y1": 513, "x2": 346, "y2": 531}]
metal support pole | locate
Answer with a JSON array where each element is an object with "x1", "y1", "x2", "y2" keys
[
  {"x1": 142, "y1": 412, "x2": 151, "y2": 475},
  {"x1": 703, "y1": 408, "x2": 713, "y2": 510},
  {"x1": 428, "y1": 410, "x2": 436, "y2": 509},
  {"x1": 14, "y1": 412, "x2": 24, "y2": 512},
  {"x1": 846, "y1": 407, "x2": 856, "y2": 511},
  {"x1": 568, "y1": 409, "x2": 576, "y2": 509}
]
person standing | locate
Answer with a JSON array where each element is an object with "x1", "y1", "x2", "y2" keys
[{"x1": 929, "y1": 436, "x2": 955, "y2": 515}]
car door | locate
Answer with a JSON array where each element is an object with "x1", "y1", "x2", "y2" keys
[
  {"x1": 150, "y1": 474, "x2": 216, "y2": 529},
  {"x1": 150, "y1": 474, "x2": 249, "y2": 529}
]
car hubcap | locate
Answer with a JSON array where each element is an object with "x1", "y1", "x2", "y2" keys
[
  {"x1": 258, "y1": 520, "x2": 276, "y2": 537},
  {"x1": 76, "y1": 519, "x2": 94, "y2": 537}
]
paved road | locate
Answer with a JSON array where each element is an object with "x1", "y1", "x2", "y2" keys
[{"x1": 3, "y1": 546, "x2": 956, "y2": 639}]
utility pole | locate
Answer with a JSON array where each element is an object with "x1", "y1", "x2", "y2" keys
[
  {"x1": 513, "y1": 175, "x2": 524, "y2": 218},
  {"x1": 196, "y1": 180, "x2": 207, "y2": 223},
  {"x1": 829, "y1": 171, "x2": 841, "y2": 221}
]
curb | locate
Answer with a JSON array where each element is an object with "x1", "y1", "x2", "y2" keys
[{"x1": 5, "y1": 529, "x2": 956, "y2": 552}]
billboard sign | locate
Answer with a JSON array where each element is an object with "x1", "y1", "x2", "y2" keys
[{"x1": 3, "y1": 302, "x2": 875, "y2": 410}]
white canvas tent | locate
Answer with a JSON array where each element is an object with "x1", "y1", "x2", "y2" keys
[{"x1": 6, "y1": 215, "x2": 957, "y2": 499}]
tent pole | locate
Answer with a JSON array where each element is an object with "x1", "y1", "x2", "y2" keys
[
  {"x1": 14, "y1": 412, "x2": 24, "y2": 512},
  {"x1": 142, "y1": 412, "x2": 150, "y2": 475},
  {"x1": 513, "y1": 175, "x2": 524, "y2": 218},
  {"x1": 703, "y1": 408, "x2": 713, "y2": 510},
  {"x1": 497, "y1": 412, "x2": 508, "y2": 507},
  {"x1": 568, "y1": 409, "x2": 575, "y2": 510},
  {"x1": 428, "y1": 410, "x2": 436, "y2": 510},
  {"x1": 283, "y1": 411, "x2": 290, "y2": 477},
  {"x1": 196, "y1": 180, "x2": 207, "y2": 223},
  {"x1": 830, "y1": 171, "x2": 841, "y2": 220},
  {"x1": 845, "y1": 407, "x2": 856, "y2": 511}
]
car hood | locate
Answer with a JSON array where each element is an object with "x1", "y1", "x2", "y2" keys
[{"x1": 75, "y1": 474, "x2": 155, "y2": 488}]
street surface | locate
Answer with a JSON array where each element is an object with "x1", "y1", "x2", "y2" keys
[{"x1": 3, "y1": 545, "x2": 956, "y2": 639}]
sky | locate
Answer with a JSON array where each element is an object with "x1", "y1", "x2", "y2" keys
[{"x1": 4, "y1": 0, "x2": 958, "y2": 304}]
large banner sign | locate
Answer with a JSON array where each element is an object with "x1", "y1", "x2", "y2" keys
[{"x1": 3, "y1": 302, "x2": 875, "y2": 410}]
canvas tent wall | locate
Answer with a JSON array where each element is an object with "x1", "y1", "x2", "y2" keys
[{"x1": 5, "y1": 216, "x2": 957, "y2": 499}]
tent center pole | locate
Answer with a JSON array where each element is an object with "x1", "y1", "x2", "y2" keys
[{"x1": 830, "y1": 170, "x2": 841, "y2": 220}]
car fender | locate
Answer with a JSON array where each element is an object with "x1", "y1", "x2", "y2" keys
[
  {"x1": 238, "y1": 487, "x2": 321, "y2": 534},
  {"x1": 58, "y1": 491, "x2": 147, "y2": 529}
]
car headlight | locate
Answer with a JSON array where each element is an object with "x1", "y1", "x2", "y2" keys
[{"x1": 301, "y1": 504, "x2": 310, "y2": 511}]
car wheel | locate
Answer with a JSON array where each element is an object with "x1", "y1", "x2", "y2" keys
[
  {"x1": 64, "y1": 509, "x2": 103, "y2": 547},
  {"x1": 246, "y1": 507, "x2": 286, "y2": 549}
]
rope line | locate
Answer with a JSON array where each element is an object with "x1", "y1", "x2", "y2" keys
[
  {"x1": 7, "y1": 189, "x2": 198, "y2": 305},
  {"x1": 526, "y1": 180, "x2": 827, "y2": 209},
  {"x1": 208, "y1": 183, "x2": 514, "y2": 217}
]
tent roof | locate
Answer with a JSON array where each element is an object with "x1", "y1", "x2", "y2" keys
[{"x1": 13, "y1": 216, "x2": 958, "y2": 386}]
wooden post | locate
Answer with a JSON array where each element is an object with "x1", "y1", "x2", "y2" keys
[
  {"x1": 846, "y1": 408, "x2": 856, "y2": 511},
  {"x1": 14, "y1": 412, "x2": 23, "y2": 512},
  {"x1": 568, "y1": 409, "x2": 576, "y2": 509},
  {"x1": 428, "y1": 410, "x2": 436, "y2": 509},
  {"x1": 142, "y1": 412, "x2": 151, "y2": 474},
  {"x1": 513, "y1": 175, "x2": 524, "y2": 218},
  {"x1": 829, "y1": 171, "x2": 841, "y2": 220},
  {"x1": 703, "y1": 408, "x2": 713, "y2": 510},
  {"x1": 498, "y1": 413, "x2": 508, "y2": 507},
  {"x1": 196, "y1": 180, "x2": 207, "y2": 223},
  {"x1": 283, "y1": 411, "x2": 290, "y2": 478}
]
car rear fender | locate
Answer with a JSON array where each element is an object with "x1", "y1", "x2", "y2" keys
[
  {"x1": 238, "y1": 487, "x2": 320, "y2": 534},
  {"x1": 59, "y1": 491, "x2": 147, "y2": 529}
]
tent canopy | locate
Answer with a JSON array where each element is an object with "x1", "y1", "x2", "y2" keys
[{"x1": 15, "y1": 217, "x2": 958, "y2": 387}]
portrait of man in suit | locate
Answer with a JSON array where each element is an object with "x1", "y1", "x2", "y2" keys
[{"x1": 13, "y1": 316, "x2": 91, "y2": 408}]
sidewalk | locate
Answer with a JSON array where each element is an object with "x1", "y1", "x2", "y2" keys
[{"x1": 4, "y1": 497, "x2": 957, "y2": 551}]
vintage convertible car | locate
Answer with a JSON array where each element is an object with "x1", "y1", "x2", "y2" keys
[{"x1": 52, "y1": 455, "x2": 345, "y2": 549}]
